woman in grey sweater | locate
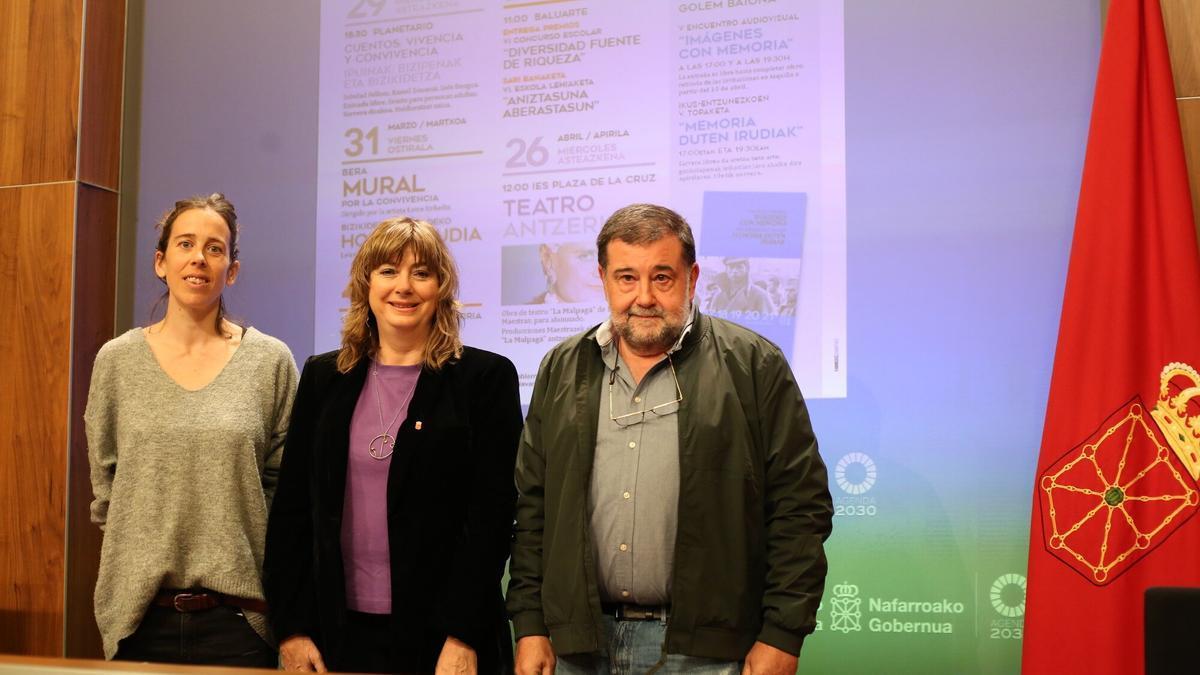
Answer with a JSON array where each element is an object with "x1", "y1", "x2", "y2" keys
[{"x1": 85, "y1": 193, "x2": 298, "y2": 665}]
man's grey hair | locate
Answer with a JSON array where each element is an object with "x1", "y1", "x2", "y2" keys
[{"x1": 596, "y1": 203, "x2": 697, "y2": 269}]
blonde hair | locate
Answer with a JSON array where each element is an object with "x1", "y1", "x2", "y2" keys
[{"x1": 337, "y1": 217, "x2": 463, "y2": 373}]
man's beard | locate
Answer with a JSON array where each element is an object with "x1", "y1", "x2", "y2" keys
[{"x1": 612, "y1": 298, "x2": 691, "y2": 354}]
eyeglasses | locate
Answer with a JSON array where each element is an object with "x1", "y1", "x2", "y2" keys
[{"x1": 609, "y1": 355, "x2": 683, "y2": 427}]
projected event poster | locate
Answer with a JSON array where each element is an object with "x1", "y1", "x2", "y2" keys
[{"x1": 315, "y1": 0, "x2": 846, "y2": 402}]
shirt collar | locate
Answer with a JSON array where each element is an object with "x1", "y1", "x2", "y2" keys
[{"x1": 596, "y1": 303, "x2": 698, "y2": 370}]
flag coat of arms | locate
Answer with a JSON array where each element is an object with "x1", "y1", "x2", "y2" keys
[{"x1": 1023, "y1": 0, "x2": 1200, "y2": 673}]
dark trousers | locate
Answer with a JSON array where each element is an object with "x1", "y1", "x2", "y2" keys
[
  {"x1": 332, "y1": 611, "x2": 513, "y2": 674},
  {"x1": 115, "y1": 604, "x2": 276, "y2": 668},
  {"x1": 336, "y1": 610, "x2": 400, "y2": 674}
]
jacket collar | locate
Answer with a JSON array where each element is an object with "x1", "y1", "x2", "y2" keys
[
  {"x1": 320, "y1": 353, "x2": 449, "y2": 519},
  {"x1": 593, "y1": 304, "x2": 703, "y2": 369}
]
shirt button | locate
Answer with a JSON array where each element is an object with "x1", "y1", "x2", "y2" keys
[
  {"x1": 628, "y1": 441, "x2": 636, "y2": 449},
  {"x1": 622, "y1": 491, "x2": 631, "y2": 499},
  {"x1": 621, "y1": 590, "x2": 630, "y2": 598},
  {"x1": 634, "y1": 396, "x2": 642, "y2": 403},
  {"x1": 619, "y1": 543, "x2": 628, "y2": 552}
]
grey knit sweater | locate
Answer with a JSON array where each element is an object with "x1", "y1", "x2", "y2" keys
[{"x1": 85, "y1": 327, "x2": 298, "y2": 659}]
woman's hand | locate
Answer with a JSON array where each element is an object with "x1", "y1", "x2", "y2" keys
[
  {"x1": 279, "y1": 635, "x2": 326, "y2": 672},
  {"x1": 435, "y1": 636, "x2": 477, "y2": 675}
]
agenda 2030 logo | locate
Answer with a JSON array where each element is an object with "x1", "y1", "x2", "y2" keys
[{"x1": 833, "y1": 452, "x2": 877, "y2": 518}]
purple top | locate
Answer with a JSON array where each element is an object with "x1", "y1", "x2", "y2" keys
[{"x1": 342, "y1": 362, "x2": 421, "y2": 614}]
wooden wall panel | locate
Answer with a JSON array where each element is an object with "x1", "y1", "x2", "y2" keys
[
  {"x1": 1161, "y1": 0, "x2": 1200, "y2": 235},
  {"x1": 64, "y1": 185, "x2": 117, "y2": 659},
  {"x1": 78, "y1": 0, "x2": 126, "y2": 190},
  {"x1": 0, "y1": 183, "x2": 76, "y2": 655},
  {"x1": 0, "y1": 0, "x2": 83, "y2": 186},
  {"x1": 1160, "y1": 0, "x2": 1199, "y2": 97},
  {"x1": 0, "y1": 0, "x2": 123, "y2": 658}
]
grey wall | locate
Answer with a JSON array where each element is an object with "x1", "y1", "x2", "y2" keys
[{"x1": 125, "y1": 0, "x2": 319, "y2": 361}]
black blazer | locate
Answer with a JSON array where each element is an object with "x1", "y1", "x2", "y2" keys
[{"x1": 264, "y1": 346, "x2": 522, "y2": 673}]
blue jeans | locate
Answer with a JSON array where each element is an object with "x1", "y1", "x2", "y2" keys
[
  {"x1": 114, "y1": 604, "x2": 276, "y2": 667},
  {"x1": 556, "y1": 616, "x2": 741, "y2": 675}
]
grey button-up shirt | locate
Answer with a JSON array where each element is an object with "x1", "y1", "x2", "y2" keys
[{"x1": 588, "y1": 315, "x2": 693, "y2": 605}]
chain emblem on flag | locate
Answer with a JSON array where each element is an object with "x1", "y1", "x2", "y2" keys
[{"x1": 1038, "y1": 363, "x2": 1200, "y2": 584}]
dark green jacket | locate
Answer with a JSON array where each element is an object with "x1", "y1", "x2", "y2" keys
[{"x1": 507, "y1": 312, "x2": 833, "y2": 659}]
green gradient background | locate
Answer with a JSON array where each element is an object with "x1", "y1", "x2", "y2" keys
[{"x1": 800, "y1": 514, "x2": 1028, "y2": 674}]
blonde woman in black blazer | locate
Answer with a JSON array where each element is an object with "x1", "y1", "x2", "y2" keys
[{"x1": 265, "y1": 218, "x2": 522, "y2": 673}]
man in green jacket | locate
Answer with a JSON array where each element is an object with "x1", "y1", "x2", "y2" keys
[{"x1": 507, "y1": 204, "x2": 833, "y2": 675}]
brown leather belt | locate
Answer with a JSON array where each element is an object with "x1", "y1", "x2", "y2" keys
[
  {"x1": 151, "y1": 589, "x2": 268, "y2": 614},
  {"x1": 601, "y1": 602, "x2": 669, "y2": 621}
]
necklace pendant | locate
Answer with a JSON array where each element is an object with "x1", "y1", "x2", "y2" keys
[{"x1": 369, "y1": 433, "x2": 395, "y2": 460}]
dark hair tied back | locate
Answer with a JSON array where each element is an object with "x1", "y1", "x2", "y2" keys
[{"x1": 151, "y1": 192, "x2": 241, "y2": 337}]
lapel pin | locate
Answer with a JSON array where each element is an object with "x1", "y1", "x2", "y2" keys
[{"x1": 415, "y1": 421, "x2": 423, "y2": 430}]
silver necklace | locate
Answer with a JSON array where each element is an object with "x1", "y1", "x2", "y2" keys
[{"x1": 368, "y1": 362, "x2": 417, "y2": 460}]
